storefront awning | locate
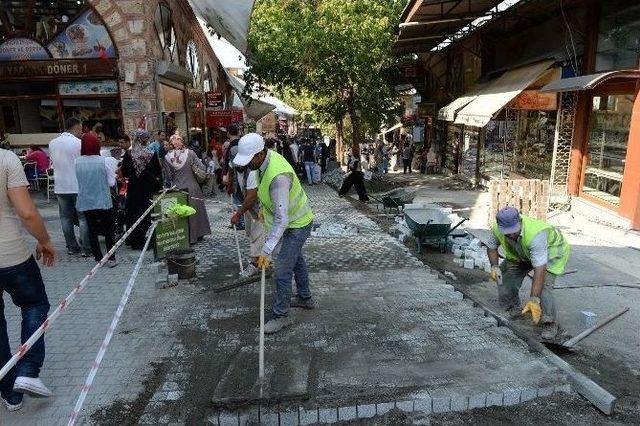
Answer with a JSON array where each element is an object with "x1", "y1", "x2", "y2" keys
[
  {"x1": 454, "y1": 59, "x2": 555, "y2": 127},
  {"x1": 438, "y1": 94, "x2": 477, "y2": 122},
  {"x1": 188, "y1": 0, "x2": 256, "y2": 54},
  {"x1": 224, "y1": 69, "x2": 275, "y2": 121},
  {"x1": 540, "y1": 70, "x2": 640, "y2": 92},
  {"x1": 382, "y1": 123, "x2": 403, "y2": 134}
]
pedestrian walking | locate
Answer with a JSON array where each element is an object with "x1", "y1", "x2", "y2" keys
[
  {"x1": 232, "y1": 133, "x2": 315, "y2": 334},
  {"x1": 0, "y1": 147, "x2": 56, "y2": 411},
  {"x1": 402, "y1": 143, "x2": 413, "y2": 174},
  {"x1": 302, "y1": 139, "x2": 317, "y2": 185},
  {"x1": 486, "y1": 207, "x2": 571, "y2": 339},
  {"x1": 165, "y1": 133, "x2": 211, "y2": 244},
  {"x1": 75, "y1": 132, "x2": 118, "y2": 267},
  {"x1": 338, "y1": 155, "x2": 369, "y2": 202},
  {"x1": 121, "y1": 130, "x2": 163, "y2": 250},
  {"x1": 48, "y1": 117, "x2": 92, "y2": 256}
]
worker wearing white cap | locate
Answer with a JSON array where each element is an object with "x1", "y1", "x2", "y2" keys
[{"x1": 233, "y1": 133, "x2": 315, "y2": 334}]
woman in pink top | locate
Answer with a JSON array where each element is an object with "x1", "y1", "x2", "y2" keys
[{"x1": 25, "y1": 145, "x2": 49, "y2": 174}]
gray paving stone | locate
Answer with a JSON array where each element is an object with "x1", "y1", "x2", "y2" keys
[
  {"x1": 414, "y1": 396, "x2": 432, "y2": 414},
  {"x1": 218, "y1": 411, "x2": 239, "y2": 426},
  {"x1": 318, "y1": 407, "x2": 337, "y2": 423},
  {"x1": 520, "y1": 388, "x2": 538, "y2": 402},
  {"x1": 395, "y1": 400, "x2": 414, "y2": 412},
  {"x1": 450, "y1": 395, "x2": 469, "y2": 412},
  {"x1": 503, "y1": 389, "x2": 522, "y2": 406},
  {"x1": 486, "y1": 392, "x2": 504, "y2": 407},
  {"x1": 468, "y1": 392, "x2": 487, "y2": 409},
  {"x1": 299, "y1": 407, "x2": 319, "y2": 425},
  {"x1": 376, "y1": 402, "x2": 395, "y2": 415},
  {"x1": 431, "y1": 396, "x2": 451, "y2": 413},
  {"x1": 555, "y1": 384, "x2": 572, "y2": 394},
  {"x1": 357, "y1": 404, "x2": 376, "y2": 418},
  {"x1": 338, "y1": 405, "x2": 357, "y2": 421},
  {"x1": 537, "y1": 386, "x2": 554, "y2": 397},
  {"x1": 280, "y1": 408, "x2": 299, "y2": 425}
]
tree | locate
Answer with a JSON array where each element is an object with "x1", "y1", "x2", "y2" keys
[{"x1": 246, "y1": 0, "x2": 404, "y2": 149}]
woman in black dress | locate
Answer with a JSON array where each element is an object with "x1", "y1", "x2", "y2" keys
[{"x1": 121, "y1": 130, "x2": 163, "y2": 249}]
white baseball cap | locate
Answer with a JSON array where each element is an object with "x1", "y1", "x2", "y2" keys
[{"x1": 233, "y1": 133, "x2": 265, "y2": 166}]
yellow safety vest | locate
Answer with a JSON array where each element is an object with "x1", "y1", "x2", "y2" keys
[
  {"x1": 492, "y1": 215, "x2": 570, "y2": 275},
  {"x1": 257, "y1": 151, "x2": 314, "y2": 231}
]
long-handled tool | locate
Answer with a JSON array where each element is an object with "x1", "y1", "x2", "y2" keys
[
  {"x1": 229, "y1": 195, "x2": 244, "y2": 273},
  {"x1": 258, "y1": 266, "x2": 266, "y2": 398},
  {"x1": 542, "y1": 307, "x2": 629, "y2": 353}
]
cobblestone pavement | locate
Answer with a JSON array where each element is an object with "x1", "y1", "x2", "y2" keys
[{"x1": 3, "y1": 185, "x2": 569, "y2": 425}]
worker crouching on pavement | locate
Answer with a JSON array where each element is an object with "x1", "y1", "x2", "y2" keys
[
  {"x1": 232, "y1": 133, "x2": 316, "y2": 334},
  {"x1": 486, "y1": 207, "x2": 570, "y2": 340}
]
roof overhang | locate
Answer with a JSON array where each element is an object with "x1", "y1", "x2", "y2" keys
[
  {"x1": 188, "y1": 0, "x2": 256, "y2": 54},
  {"x1": 541, "y1": 70, "x2": 640, "y2": 92}
]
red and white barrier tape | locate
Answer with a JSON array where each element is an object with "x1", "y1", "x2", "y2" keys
[
  {"x1": 68, "y1": 221, "x2": 158, "y2": 426},
  {"x1": 0, "y1": 187, "x2": 172, "y2": 383}
]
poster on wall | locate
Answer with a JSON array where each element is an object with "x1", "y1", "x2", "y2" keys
[
  {"x1": 0, "y1": 38, "x2": 51, "y2": 61},
  {"x1": 48, "y1": 9, "x2": 116, "y2": 59},
  {"x1": 511, "y1": 91, "x2": 557, "y2": 111}
]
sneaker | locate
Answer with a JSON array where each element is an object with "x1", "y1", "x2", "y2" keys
[
  {"x1": 264, "y1": 316, "x2": 294, "y2": 334},
  {"x1": 67, "y1": 249, "x2": 81, "y2": 255},
  {"x1": 1, "y1": 392, "x2": 23, "y2": 412},
  {"x1": 239, "y1": 263, "x2": 260, "y2": 278},
  {"x1": 290, "y1": 296, "x2": 317, "y2": 310},
  {"x1": 106, "y1": 260, "x2": 118, "y2": 268},
  {"x1": 81, "y1": 252, "x2": 91, "y2": 258},
  {"x1": 541, "y1": 323, "x2": 559, "y2": 340},
  {"x1": 13, "y1": 376, "x2": 52, "y2": 398}
]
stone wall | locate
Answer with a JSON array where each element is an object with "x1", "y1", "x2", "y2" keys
[{"x1": 88, "y1": 0, "x2": 227, "y2": 134}]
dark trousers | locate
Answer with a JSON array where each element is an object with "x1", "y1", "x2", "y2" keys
[
  {"x1": 85, "y1": 209, "x2": 116, "y2": 262},
  {"x1": 403, "y1": 159, "x2": 412, "y2": 174},
  {"x1": 339, "y1": 171, "x2": 369, "y2": 201},
  {"x1": 0, "y1": 257, "x2": 50, "y2": 399}
]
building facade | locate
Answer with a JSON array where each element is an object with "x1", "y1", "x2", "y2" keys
[
  {"x1": 0, "y1": 0, "x2": 231, "y2": 147},
  {"x1": 396, "y1": 0, "x2": 640, "y2": 229}
]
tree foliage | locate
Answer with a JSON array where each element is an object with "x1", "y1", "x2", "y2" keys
[{"x1": 246, "y1": 0, "x2": 404, "y2": 143}]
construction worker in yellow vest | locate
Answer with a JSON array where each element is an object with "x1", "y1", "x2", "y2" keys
[
  {"x1": 232, "y1": 133, "x2": 315, "y2": 334},
  {"x1": 486, "y1": 207, "x2": 570, "y2": 340}
]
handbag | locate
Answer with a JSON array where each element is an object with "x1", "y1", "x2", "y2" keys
[{"x1": 192, "y1": 162, "x2": 207, "y2": 184}]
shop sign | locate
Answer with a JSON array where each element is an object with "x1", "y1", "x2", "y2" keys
[
  {"x1": 206, "y1": 109, "x2": 243, "y2": 128},
  {"x1": 0, "y1": 38, "x2": 50, "y2": 61},
  {"x1": 260, "y1": 113, "x2": 277, "y2": 133},
  {"x1": 153, "y1": 191, "x2": 190, "y2": 260},
  {"x1": 511, "y1": 90, "x2": 557, "y2": 111},
  {"x1": 59, "y1": 79, "x2": 118, "y2": 96},
  {"x1": 205, "y1": 91, "x2": 224, "y2": 108},
  {"x1": 0, "y1": 58, "x2": 117, "y2": 80}
]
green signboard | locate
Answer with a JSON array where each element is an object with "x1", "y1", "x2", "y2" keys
[{"x1": 153, "y1": 190, "x2": 190, "y2": 260}]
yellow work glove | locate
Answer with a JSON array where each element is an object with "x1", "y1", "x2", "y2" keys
[
  {"x1": 490, "y1": 266, "x2": 502, "y2": 284},
  {"x1": 521, "y1": 297, "x2": 542, "y2": 325},
  {"x1": 257, "y1": 253, "x2": 272, "y2": 270}
]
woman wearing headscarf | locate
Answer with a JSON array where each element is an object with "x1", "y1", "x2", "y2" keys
[
  {"x1": 165, "y1": 132, "x2": 211, "y2": 244},
  {"x1": 75, "y1": 132, "x2": 118, "y2": 267},
  {"x1": 121, "y1": 129, "x2": 163, "y2": 249}
]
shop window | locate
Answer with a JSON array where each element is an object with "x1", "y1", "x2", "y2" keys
[
  {"x1": 154, "y1": 3, "x2": 177, "y2": 62},
  {"x1": 596, "y1": 0, "x2": 640, "y2": 72},
  {"x1": 186, "y1": 40, "x2": 200, "y2": 88},
  {"x1": 62, "y1": 98, "x2": 121, "y2": 143},
  {"x1": 583, "y1": 94, "x2": 634, "y2": 206}
]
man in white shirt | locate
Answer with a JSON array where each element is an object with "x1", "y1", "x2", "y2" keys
[{"x1": 49, "y1": 118, "x2": 91, "y2": 256}]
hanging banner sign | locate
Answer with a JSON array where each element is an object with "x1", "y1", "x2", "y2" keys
[
  {"x1": 511, "y1": 90, "x2": 558, "y2": 111},
  {"x1": 206, "y1": 109, "x2": 244, "y2": 127},
  {"x1": 0, "y1": 58, "x2": 117, "y2": 80},
  {"x1": 0, "y1": 38, "x2": 51, "y2": 61},
  {"x1": 205, "y1": 91, "x2": 224, "y2": 108}
]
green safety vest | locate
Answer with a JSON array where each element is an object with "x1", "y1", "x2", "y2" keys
[
  {"x1": 492, "y1": 215, "x2": 570, "y2": 275},
  {"x1": 257, "y1": 151, "x2": 314, "y2": 231}
]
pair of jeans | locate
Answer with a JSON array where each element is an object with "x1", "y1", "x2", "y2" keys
[
  {"x1": 0, "y1": 257, "x2": 50, "y2": 399},
  {"x1": 84, "y1": 209, "x2": 116, "y2": 262},
  {"x1": 498, "y1": 260, "x2": 557, "y2": 323},
  {"x1": 57, "y1": 194, "x2": 91, "y2": 253},
  {"x1": 304, "y1": 161, "x2": 316, "y2": 185},
  {"x1": 272, "y1": 223, "x2": 313, "y2": 317},
  {"x1": 403, "y1": 159, "x2": 412, "y2": 174}
]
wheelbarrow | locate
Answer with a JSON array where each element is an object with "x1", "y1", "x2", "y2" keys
[
  {"x1": 370, "y1": 188, "x2": 415, "y2": 213},
  {"x1": 404, "y1": 208, "x2": 467, "y2": 253}
]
